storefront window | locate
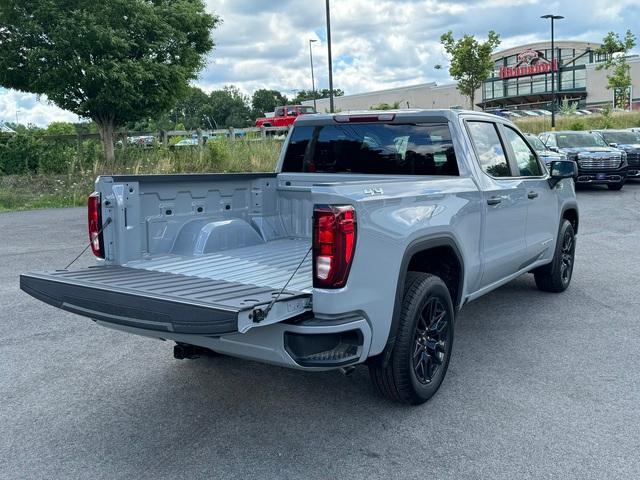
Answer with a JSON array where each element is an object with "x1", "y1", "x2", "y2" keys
[
  {"x1": 518, "y1": 76, "x2": 532, "y2": 95},
  {"x1": 561, "y1": 48, "x2": 574, "y2": 60},
  {"x1": 574, "y1": 68, "x2": 586, "y2": 88},
  {"x1": 532, "y1": 74, "x2": 547, "y2": 93},
  {"x1": 507, "y1": 79, "x2": 517, "y2": 96},
  {"x1": 484, "y1": 82, "x2": 494, "y2": 100},
  {"x1": 573, "y1": 53, "x2": 589, "y2": 66},
  {"x1": 560, "y1": 71, "x2": 574, "y2": 90},
  {"x1": 493, "y1": 60, "x2": 502, "y2": 77}
]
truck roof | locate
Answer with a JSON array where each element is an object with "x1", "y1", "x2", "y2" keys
[{"x1": 294, "y1": 108, "x2": 502, "y2": 125}]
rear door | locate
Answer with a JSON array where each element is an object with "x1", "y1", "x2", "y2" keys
[
  {"x1": 466, "y1": 120, "x2": 528, "y2": 288},
  {"x1": 501, "y1": 125, "x2": 558, "y2": 264}
]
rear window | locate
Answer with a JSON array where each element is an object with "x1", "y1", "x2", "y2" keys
[{"x1": 282, "y1": 123, "x2": 459, "y2": 176}]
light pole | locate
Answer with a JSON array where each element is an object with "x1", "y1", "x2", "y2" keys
[
  {"x1": 309, "y1": 39, "x2": 318, "y2": 111},
  {"x1": 541, "y1": 14, "x2": 564, "y2": 129},
  {"x1": 325, "y1": 0, "x2": 335, "y2": 113}
]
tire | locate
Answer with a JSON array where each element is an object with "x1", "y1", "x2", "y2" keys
[
  {"x1": 368, "y1": 272, "x2": 454, "y2": 405},
  {"x1": 607, "y1": 182, "x2": 624, "y2": 191},
  {"x1": 534, "y1": 219, "x2": 576, "y2": 293}
]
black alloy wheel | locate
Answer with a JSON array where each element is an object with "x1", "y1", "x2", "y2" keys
[
  {"x1": 369, "y1": 272, "x2": 455, "y2": 404},
  {"x1": 534, "y1": 219, "x2": 576, "y2": 293},
  {"x1": 412, "y1": 298, "x2": 449, "y2": 384},
  {"x1": 559, "y1": 229, "x2": 574, "y2": 287}
]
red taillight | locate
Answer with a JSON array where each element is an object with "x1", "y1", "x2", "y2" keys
[
  {"x1": 88, "y1": 192, "x2": 104, "y2": 258},
  {"x1": 313, "y1": 205, "x2": 357, "y2": 289}
]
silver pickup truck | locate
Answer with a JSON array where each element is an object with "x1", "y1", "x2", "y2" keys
[{"x1": 21, "y1": 109, "x2": 579, "y2": 404}]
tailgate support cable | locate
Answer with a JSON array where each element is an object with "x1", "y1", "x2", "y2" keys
[
  {"x1": 252, "y1": 246, "x2": 312, "y2": 323},
  {"x1": 61, "y1": 217, "x2": 112, "y2": 271}
]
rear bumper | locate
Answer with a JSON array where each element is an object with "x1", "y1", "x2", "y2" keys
[
  {"x1": 99, "y1": 313, "x2": 373, "y2": 371},
  {"x1": 21, "y1": 268, "x2": 370, "y2": 370}
]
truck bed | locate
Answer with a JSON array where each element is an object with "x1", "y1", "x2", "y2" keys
[
  {"x1": 127, "y1": 237, "x2": 312, "y2": 292},
  {"x1": 20, "y1": 238, "x2": 312, "y2": 335}
]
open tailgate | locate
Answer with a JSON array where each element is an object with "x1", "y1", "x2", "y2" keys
[{"x1": 20, "y1": 266, "x2": 311, "y2": 335}]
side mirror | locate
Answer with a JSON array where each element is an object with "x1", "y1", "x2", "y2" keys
[
  {"x1": 609, "y1": 142, "x2": 618, "y2": 148},
  {"x1": 548, "y1": 160, "x2": 577, "y2": 188},
  {"x1": 548, "y1": 146, "x2": 560, "y2": 152}
]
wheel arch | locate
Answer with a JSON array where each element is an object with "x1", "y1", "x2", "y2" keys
[
  {"x1": 376, "y1": 235, "x2": 464, "y2": 366},
  {"x1": 561, "y1": 203, "x2": 579, "y2": 234}
]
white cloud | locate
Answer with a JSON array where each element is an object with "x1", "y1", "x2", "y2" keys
[
  {"x1": 0, "y1": 89, "x2": 80, "y2": 127},
  {"x1": 1, "y1": 0, "x2": 638, "y2": 125}
]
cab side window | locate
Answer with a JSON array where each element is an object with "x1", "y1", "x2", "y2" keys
[
  {"x1": 504, "y1": 127, "x2": 543, "y2": 176},
  {"x1": 467, "y1": 121, "x2": 511, "y2": 177}
]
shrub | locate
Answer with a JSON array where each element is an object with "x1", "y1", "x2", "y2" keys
[
  {"x1": 0, "y1": 134, "x2": 42, "y2": 174},
  {"x1": 568, "y1": 120, "x2": 585, "y2": 131}
]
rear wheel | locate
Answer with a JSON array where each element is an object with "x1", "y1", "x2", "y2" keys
[
  {"x1": 534, "y1": 219, "x2": 576, "y2": 293},
  {"x1": 607, "y1": 182, "x2": 624, "y2": 191},
  {"x1": 368, "y1": 272, "x2": 454, "y2": 404}
]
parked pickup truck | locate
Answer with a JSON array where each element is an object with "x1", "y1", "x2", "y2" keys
[
  {"x1": 539, "y1": 130, "x2": 628, "y2": 190},
  {"x1": 255, "y1": 105, "x2": 317, "y2": 128},
  {"x1": 21, "y1": 110, "x2": 579, "y2": 404},
  {"x1": 591, "y1": 129, "x2": 640, "y2": 179}
]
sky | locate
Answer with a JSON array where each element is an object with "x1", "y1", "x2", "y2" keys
[{"x1": 1, "y1": 0, "x2": 639, "y2": 126}]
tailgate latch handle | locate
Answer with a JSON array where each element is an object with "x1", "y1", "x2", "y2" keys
[{"x1": 250, "y1": 308, "x2": 266, "y2": 323}]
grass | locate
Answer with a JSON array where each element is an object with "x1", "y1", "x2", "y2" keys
[
  {"x1": 0, "y1": 175, "x2": 94, "y2": 211},
  {"x1": 513, "y1": 111, "x2": 640, "y2": 134},
  {"x1": 0, "y1": 138, "x2": 282, "y2": 212},
  {"x1": 3, "y1": 111, "x2": 640, "y2": 212}
]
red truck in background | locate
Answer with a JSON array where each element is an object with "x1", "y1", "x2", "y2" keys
[{"x1": 255, "y1": 105, "x2": 317, "y2": 128}]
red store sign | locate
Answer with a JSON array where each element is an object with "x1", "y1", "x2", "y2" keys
[{"x1": 499, "y1": 59, "x2": 558, "y2": 79}]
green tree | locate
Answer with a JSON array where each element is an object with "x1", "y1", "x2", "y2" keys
[
  {"x1": 206, "y1": 86, "x2": 251, "y2": 128},
  {"x1": 370, "y1": 101, "x2": 401, "y2": 110},
  {"x1": 251, "y1": 89, "x2": 289, "y2": 117},
  {"x1": 439, "y1": 31, "x2": 501, "y2": 110},
  {"x1": 0, "y1": 0, "x2": 218, "y2": 162},
  {"x1": 174, "y1": 86, "x2": 211, "y2": 130},
  {"x1": 291, "y1": 88, "x2": 344, "y2": 104},
  {"x1": 596, "y1": 30, "x2": 636, "y2": 108},
  {"x1": 45, "y1": 122, "x2": 77, "y2": 136},
  {"x1": 559, "y1": 97, "x2": 579, "y2": 116}
]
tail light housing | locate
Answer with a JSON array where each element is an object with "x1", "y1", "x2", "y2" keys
[
  {"x1": 313, "y1": 205, "x2": 357, "y2": 288},
  {"x1": 88, "y1": 192, "x2": 105, "y2": 258}
]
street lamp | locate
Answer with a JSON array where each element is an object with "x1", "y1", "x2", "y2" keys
[
  {"x1": 309, "y1": 39, "x2": 318, "y2": 111},
  {"x1": 325, "y1": 0, "x2": 335, "y2": 113},
  {"x1": 541, "y1": 14, "x2": 564, "y2": 129}
]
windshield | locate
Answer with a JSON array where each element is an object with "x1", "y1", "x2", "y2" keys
[
  {"x1": 526, "y1": 135, "x2": 546, "y2": 151},
  {"x1": 298, "y1": 106, "x2": 317, "y2": 114},
  {"x1": 601, "y1": 131, "x2": 640, "y2": 145},
  {"x1": 556, "y1": 133, "x2": 608, "y2": 149},
  {"x1": 282, "y1": 123, "x2": 459, "y2": 176}
]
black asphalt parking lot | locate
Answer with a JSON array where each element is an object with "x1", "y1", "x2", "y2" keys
[{"x1": 1, "y1": 183, "x2": 640, "y2": 479}]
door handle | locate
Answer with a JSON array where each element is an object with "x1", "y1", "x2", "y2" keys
[
  {"x1": 527, "y1": 191, "x2": 539, "y2": 199},
  {"x1": 487, "y1": 196, "x2": 502, "y2": 206}
]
